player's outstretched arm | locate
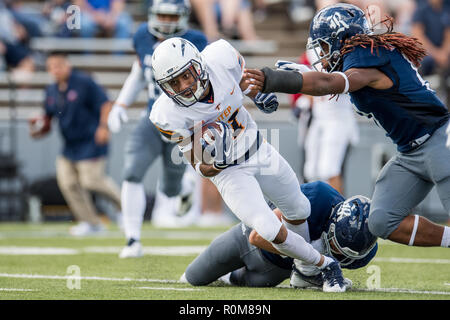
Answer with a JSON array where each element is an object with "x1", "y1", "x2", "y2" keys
[{"x1": 243, "y1": 67, "x2": 386, "y2": 96}]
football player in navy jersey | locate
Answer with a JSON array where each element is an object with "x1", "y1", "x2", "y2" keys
[
  {"x1": 180, "y1": 181, "x2": 377, "y2": 288},
  {"x1": 244, "y1": 3, "x2": 450, "y2": 249},
  {"x1": 106, "y1": 0, "x2": 208, "y2": 258}
]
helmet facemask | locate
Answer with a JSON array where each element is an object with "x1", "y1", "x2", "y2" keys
[
  {"x1": 148, "y1": 1, "x2": 190, "y2": 39},
  {"x1": 307, "y1": 37, "x2": 342, "y2": 73},
  {"x1": 157, "y1": 59, "x2": 209, "y2": 107}
]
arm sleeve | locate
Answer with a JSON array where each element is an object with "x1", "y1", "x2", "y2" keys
[{"x1": 115, "y1": 60, "x2": 146, "y2": 107}]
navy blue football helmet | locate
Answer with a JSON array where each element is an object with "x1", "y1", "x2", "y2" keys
[
  {"x1": 148, "y1": 0, "x2": 191, "y2": 39},
  {"x1": 307, "y1": 3, "x2": 372, "y2": 72},
  {"x1": 324, "y1": 195, "x2": 377, "y2": 266}
]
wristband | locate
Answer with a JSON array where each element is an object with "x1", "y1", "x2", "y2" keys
[{"x1": 333, "y1": 71, "x2": 349, "y2": 94}]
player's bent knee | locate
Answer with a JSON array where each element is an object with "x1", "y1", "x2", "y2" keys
[
  {"x1": 122, "y1": 167, "x2": 144, "y2": 183},
  {"x1": 283, "y1": 194, "x2": 311, "y2": 221},
  {"x1": 368, "y1": 209, "x2": 390, "y2": 239},
  {"x1": 252, "y1": 216, "x2": 282, "y2": 242},
  {"x1": 184, "y1": 265, "x2": 209, "y2": 286},
  {"x1": 160, "y1": 184, "x2": 181, "y2": 197}
]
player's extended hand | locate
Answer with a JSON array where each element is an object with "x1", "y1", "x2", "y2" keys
[
  {"x1": 107, "y1": 103, "x2": 128, "y2": 133},
  {"x1": 275, "y1": 60, "x2": 312, "y2": 73},
  {"x1": 253, "y1": 92, "x2": 279, "y2": 114},
  {"x1": 241, "y1": 68, "x2": 266, "y2": 97}
]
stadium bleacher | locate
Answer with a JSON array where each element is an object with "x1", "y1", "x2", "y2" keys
[{"x1": 1, "y1": 0, "x2": 310, "y2": 114}]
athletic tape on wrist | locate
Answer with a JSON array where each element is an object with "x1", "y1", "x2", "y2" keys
[{"x1": 243, "y1": 84, "x2": 254, "y2": 95}]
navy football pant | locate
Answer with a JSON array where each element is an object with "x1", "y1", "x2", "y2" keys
[{"x1": 185, "y1": 223, "x2": 291, "y2": 287}]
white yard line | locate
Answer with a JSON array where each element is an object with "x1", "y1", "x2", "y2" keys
[
  {"x1": 0, "y1": 246, "x2": 206, "y2": 256},
  {"x1": 0, "y1": 273, "x2": 178, "y2": 283},
  {"x1": 0, "y1": 272, "x2": 448, "y2": 296},
  {"x1": 135, "y1": 287, "x2": 202, "y2": 291},
  {"x1": 373, "y1": 257, "x2": 450, "y2": 264},
  {"x1": 277, "y1": 284, "x2": 450, "y2": 295},
  {"x1": 0, "y1": 288, "x2": 38, "y2": 292},
  {"x1": 0, "y1": 247, "x2": 78, "y2": 255}
]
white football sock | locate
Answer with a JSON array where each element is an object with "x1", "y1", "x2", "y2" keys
[
  {"x1": 121, "y1": 181, "x2": 146, "y2": 241},
  {"x1": 283, "y1": 219, "x2": 311, "y2": 243},
  {"x1": 272, "y1": 229, "x2": 321, "y2": 266},
  {"x1": 441, "y1": 226, "x2": 450, "y2": 248}
]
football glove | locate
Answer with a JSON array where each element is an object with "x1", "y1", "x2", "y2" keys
[
  {"x1": 107, "y1": 104, "x2": 128, "y2": 133},
  {"x1": 211, "y1": 121, "x2": 234, "y2": 170},
  {"x1": 253, "y1": 92, "x2": 279, "y2": 114},
  {"x1": 275, "y1": 60, "x2": 312, "y2": 73}
]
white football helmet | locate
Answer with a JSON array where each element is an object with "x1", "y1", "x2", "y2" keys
[
  {"x1": 148, "y1": 0, "x2": 191, "y2": 39},
  {"x1": 152, "y1": 37, "x2": 209, "y2": 107}
]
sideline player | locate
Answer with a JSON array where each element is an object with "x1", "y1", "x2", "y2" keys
[
  {"x1": 244, "y1": 3, "x2": 450, "y2": 248},
  {"x1": 150, "y1": 37, "x2": 348, "y2": 292},
  {"x1": 181, "y1": 181, "x2": 377, "y2": 288},
  {"x1": 287, "y1": 50, "x2": 359, "y2": 194},
  {"x1": 106, "y1": 0, "x2": 208, "y2": 258}
]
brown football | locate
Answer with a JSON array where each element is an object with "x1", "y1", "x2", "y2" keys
[{"x1": 191, "y1": 121, "x2": 222, "y2": 165}]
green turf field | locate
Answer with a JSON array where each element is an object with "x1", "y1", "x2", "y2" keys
[{"x1": 0, "y1": 222, "x2": 449, "y2": 300}]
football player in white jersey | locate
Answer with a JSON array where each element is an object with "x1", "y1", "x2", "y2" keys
[{"x1": 150, "y1": 37, "x2": 348, "y2": 292}]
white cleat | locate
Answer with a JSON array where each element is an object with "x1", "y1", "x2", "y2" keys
[
  {"x1": 119, "y1": 240, "x2": 143, "y2": 259},
  {"x1": 179, "y1": 273, "x2": 188, "y2": 283},
  {"x1": 69, "y1": 222, "x2": 105, "y2": 237},
  {"x1": 290, "y1": 270, "x2": 323, "y2": 289}
]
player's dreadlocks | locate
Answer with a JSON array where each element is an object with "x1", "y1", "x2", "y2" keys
[{"x1": 340, "y1": 15, "x2": 427, "y2": 68}]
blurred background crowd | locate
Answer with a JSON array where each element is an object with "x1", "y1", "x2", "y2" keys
[{"x1": 0, "y1": 0, "x2": 448, "y2": 232}]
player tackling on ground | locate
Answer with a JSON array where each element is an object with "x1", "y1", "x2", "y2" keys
[
  {"x1": 149, "y1": 37, "x2": 348, "y2": 292},
  {"x1": 244, "y1": 3, "x2": 450, "y2": 249}
]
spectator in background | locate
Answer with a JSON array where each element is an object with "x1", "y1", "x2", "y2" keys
[
  {"x1": 42, "y1": 0, "x2": 73, "y2": 37},
  {"x1": 74, "y1": 0, "x2": 133, "y2": 38},
  {"x1": 411, "y1": 0, "x2": 450, "y2": 77},
  {"x1": 190, "y1": 0, "x2": 259, "y2": 42},
  {"x1": 29, "y1": 52, "x2": 122, "y2": 236},
  {"x1": 0, "y1": 1, "x2": 34, "y2": 76}
]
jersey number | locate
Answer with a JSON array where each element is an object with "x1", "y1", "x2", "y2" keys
[{"x1": 228, "y1": 108, "x2": 244, "y2": 132}]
